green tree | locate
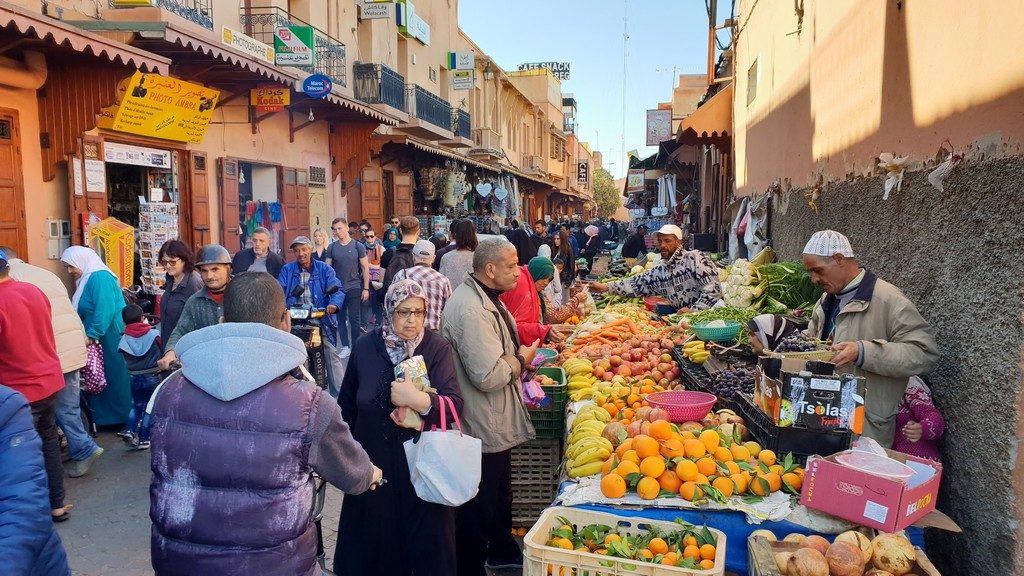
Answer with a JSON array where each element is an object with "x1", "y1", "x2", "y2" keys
[{"x1": 593, "y1": 167, "x2": 621, "y2": 217}]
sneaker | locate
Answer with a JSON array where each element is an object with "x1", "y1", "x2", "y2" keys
[
  {"x1": 485, "y1": 553, "x2": 524, "y2": 570},
  {"x1": 116, "y1": 429, "x2": 133, "y2": 440},
  {"x1": 121, "y1": 432, "x2": 138, "y2": 447},
  {"x1": 135, "y1": 440, "x2": 151, "y2": 451},
  {"x1": 66, "y1": 447, "x2": 104, "y2": 478},
  {"x1": 338, "y1": 346, "x2": 352, "y2": 358}
]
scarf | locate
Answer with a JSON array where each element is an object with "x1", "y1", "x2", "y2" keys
[
  {"x1": 382, "y1": 279, "x2": 426, "y2": 364},
  {"x1": 471, "y1": 273, "x2": 520, "y2": 349},
  {"x1": 61, "y1": 246, "x2": 118, "y2": 309},
  {"x1": 585, "y1": 225, "x2": 599, "y2": 238},
  {"x1": 747, "y1": 314, "x2": 798, "y2": 352},
  {"x1": 383, "y1": 228, "x2": 402, "y2": 250}
]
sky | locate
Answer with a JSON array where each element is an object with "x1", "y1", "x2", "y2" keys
[{"x1": 459, "y1": 0, "x2": 718, "y2": 178}]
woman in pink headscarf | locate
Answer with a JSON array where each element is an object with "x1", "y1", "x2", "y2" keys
[{"x1": 581, "y1": 224, "x2": 601, "y2": 270}]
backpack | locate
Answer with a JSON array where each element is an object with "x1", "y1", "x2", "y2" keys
[{"x1": 379, "y1": 246, "x2": 416, "y2": 302}]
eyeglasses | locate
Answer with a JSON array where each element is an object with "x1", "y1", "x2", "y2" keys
[
  {"x1": 393, "y1": 308, "x2": 426, "y2": 320},
  {"x1": 391, "y1": 221, "x2": 400, "y2": 225},
  {"x1": 159, "y1": 258, "x2": 181, "y2": 266}
]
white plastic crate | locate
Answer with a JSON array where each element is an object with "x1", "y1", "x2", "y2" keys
[{"x1": 524, "y1": 506, "x2": 726, "y2": 576}]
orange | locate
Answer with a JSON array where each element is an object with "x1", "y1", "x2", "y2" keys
[
  {"x1": 713, "y1": 446, "x2": 733, "y2": 462},
  {"x1": 627, "y1": 393, "x2": 642, "y2": 407},
  {"x1": 683, "y1": 438, "x2": 707, "y2": 458},
  {"x1": 675, "y1": 459, "x2": 699, "y2": 481},
  {"x1": 700, "y1": 559, "x2": 715, "y2": 569},
  {"x1": 636, "y1": 476, "x2": 661, "y2": 500},
  {"x1": 695, "y1": 457, "x2": 717, "y2": 477},
  {"x1": 621, "y1": 449, "x2": 641, "y2": 465},
  {"x1": 602, "y1": 403, "x2": 619, "y2": 418},
  {"x1": 640, "y1": 456, "x2": 667, "y2": 478},
  {"x1": 730, "y1": 444, "x2": 752, "y2": 461},
  {"x1": 683, "y1": 534, "x2": 698, "y2": 548},
  {"x1": 660, "y1": 552, "x2": 679, "y2": 566},
  {"x1": 600, "y1": 473, "x2": 627, "y2": 498},
  {"x1": 750, "y1": 474, "x2": 771, "y2": 496},
  {"x1": 614, "y1": 460, "x2": 640, "y2": 478},
  {"x1": 661, "y1": 438, "x2": 686, "y2": 458},
  {"x1": 759, "y1": 449, "x2": 777, "y2": 467},
  {"x1": 769, "y1": 464, "x2": 785, "y2": 476},
  {"x1": 648, "y1": 419, "x2": 673, "y2": 440},
  {"x1": 693, "y1": 473, "x2": 710, "y2": 486},
  {"x1": 604, "y1": 533, "x2": 621, "y2": 544},
  {"x1": 712, "y1": 476, "x2": 735, "y2": 498},
  {"x1": 552, "y1": 537, "x2": 574, "y2": 549},
  {"x1": 633, "y1": 435, "x2": 661, "y2": 459},
  {"x1": 700, "y1": 544, "x2": 716, "y2": 560},
  {"x1": 680, "y1": 430, "x2": 697, "y2": 441},
  {"x1": 640, "y1": 383, "x2": 655, "y2": 394},
  {"x1": 601, "y1": 457, "x2": 616, "y2": 476},
  {"x1": 595, "y1": 548, "x2": 609, "y2": 555},
  {"x1": 648, "y1": 537, "x2": 669, "y2": 556},
  {"x1": 698, "y1": 429, "x2": 721, "y2": 453},
  {"x1": 637, "y1": 548, "x2": 654, "y2": 560},
  {"x1": 723, "y1": 461, "x2": 742, "y2": 475},
  {"x1": 762, "y1": 472, "x2": 782, "y2": 492},
  {"x1": 679, "y1": 481, "x2": 704, "y2": 501},
  {"x1": 615, "y1": 438, "x2": 634, "y2": 458},
  {"x1": 682, "y1": 544, "x2": 701, "y2": 559},
  {"x1": 657, "y1": 470, "x2": 682, "y2": 493},
  {"x1": 621, "y1": 408, "x2": 635, "y2": 421},
  {"x1": 730, "y1": 473, "x2": 750, "y2": 494}
]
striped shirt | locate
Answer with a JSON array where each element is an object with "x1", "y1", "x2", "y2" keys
[
  {"x1": 393, "y1": 264, "x2": 452, "y2": 332},
  {"x1": 608, "y1": 249, "x2": 722, "y2": 310}
]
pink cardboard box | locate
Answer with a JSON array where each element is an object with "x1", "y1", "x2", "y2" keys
[{"x1": 799, "y1": 449, "x2": 942, "y2": 533}]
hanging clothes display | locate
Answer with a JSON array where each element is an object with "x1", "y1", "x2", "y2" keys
[{"x1": 657, "y1": 174, "x2": 678, "y2": 209}]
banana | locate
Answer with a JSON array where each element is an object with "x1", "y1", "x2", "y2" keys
[
  {"x1": 568, "y1": 460, "x2": 605, "y2": 478},
  {"x1": 568, "y1": 446, "x2": 611, "y2": 469},
  {"x1": 689, "y1": 351, "x2": 710, "y2": 364},
  {"x1": 566, "y1": 437, "x2": 610, "y2": 459},
  {"x1": 567, "y1": 428, "x2": 607, "y2": 448},
  {"x1": 572, "y1": 421, "x2": 607, "y2": 437}
]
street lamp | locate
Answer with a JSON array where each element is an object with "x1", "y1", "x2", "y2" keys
[{"x1": 483, "y1": 63, "x2": 494, "y2": 81}]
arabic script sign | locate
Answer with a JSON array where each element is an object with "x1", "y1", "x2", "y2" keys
[{"x1": 110, "y1": 72, "x2": 220, "y2": 143}]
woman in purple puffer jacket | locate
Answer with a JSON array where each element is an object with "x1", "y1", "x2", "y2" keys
[{"x1": 891, "y1": 376, "x2": 945, "y2": 462}]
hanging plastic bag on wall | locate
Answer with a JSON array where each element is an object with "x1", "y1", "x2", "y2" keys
[{"x1": 878, "y1": 152, "x2": 909, "y2": 200}]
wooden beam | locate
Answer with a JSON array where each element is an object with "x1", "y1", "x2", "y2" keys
[{"x1": 288, "y1": 108, "x2": 316, "y2": 143}]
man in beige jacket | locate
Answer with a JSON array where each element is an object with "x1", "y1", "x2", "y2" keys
[
  {"x1": 3, "y1": 248, "x2": 104, "y2": 477},
  {"x1": 802, "y1": 231, "x2": 939, "y2": 447},
  {"x1": 441, "y1": 238, "x2": 538, "y2": 575}
]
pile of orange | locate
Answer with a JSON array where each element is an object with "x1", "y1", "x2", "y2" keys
[
  {"x1": 598, "y1": 420, "x2": 805, "y2": 502},
  {"x1": 593, "y1": 378, "x2": 664, "y2": 425},
  {"x1": 544, "y1": 517, "x2": 720, "y2": 571}
]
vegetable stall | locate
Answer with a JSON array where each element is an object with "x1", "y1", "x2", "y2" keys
[{"x1": 512, "y1": 255, "x2": 956, "y2": 575}]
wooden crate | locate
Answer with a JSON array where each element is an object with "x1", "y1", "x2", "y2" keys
[{"x1": 747, "y1": 535, "x2": 940, "y2": 576}]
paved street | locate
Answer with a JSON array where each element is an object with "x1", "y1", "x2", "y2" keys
[{"x1": 57, "y1": 431, "x2": 519, "y2": 576}]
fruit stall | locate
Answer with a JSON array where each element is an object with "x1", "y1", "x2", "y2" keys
[{"x1": 513, "y1": 255, "x2": 958, "y2": 575}]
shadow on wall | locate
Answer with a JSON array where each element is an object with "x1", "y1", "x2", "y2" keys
[
  {"x1": 742, "y1": 0, "x2": 1024, "y2": 196},
  {"x1": 768, "y1": 155, "x2": 1024, "y2": 576}
]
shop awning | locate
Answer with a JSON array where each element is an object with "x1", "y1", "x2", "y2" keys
[
  {"x1": 0, "y1": 2, "x2": 168, "y2": 73},
  {"x1": 677, "y1": 82, "x2": 732, "y2": 146},
  {"x1": 70, "y1": 18, "x2": 399, "y2": 125},
  {"x1": 671, "y1": 143, "x2": 700, "y2": 167},
  {"x1": 374, "y1": 134, "x2": 499, "y2": 171}
]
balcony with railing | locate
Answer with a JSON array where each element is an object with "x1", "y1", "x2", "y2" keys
[
  {"x1": 521, "y1": 155, "x2": 544, "y2": 175},
  {"x1": 352, "y1": 63, "x2": 407, "y2": 115},
  {"x1": 108, "y1": 0, "x2": 213, "y2": 29},
  {"x1": 240, "y1": 6, "x2": 346, "y2": 87},
  {"x1": 395, "y1": 84, "x2": 453, "y2": 141},
  {"x1": 441, "y1": 108, "x2": 473, "y2": 148},
  {"x1": 468, "y1": 128, "x2": 502, "y2": 159}
]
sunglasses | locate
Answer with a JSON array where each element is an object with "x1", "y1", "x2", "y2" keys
[{"x1": 366, "y1": 234, "x2": 375, "y2": 239}]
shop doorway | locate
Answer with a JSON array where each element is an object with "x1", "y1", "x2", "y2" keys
[
  {"x1": 0, "y1": 109, "x2": 26, "y2": 259},
  {"x1": 104, "y1": 142, "x2": 177, "y2": 229},
  {"x1": 237, "y1": 160, "x2": 283, "y2": 253}
]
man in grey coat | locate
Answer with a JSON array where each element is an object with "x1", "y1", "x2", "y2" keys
[
  {"x1": 441, "y1": 238, "x2": 538, "y2": 575},
  {"x1": 157, "y1": 244, "x2": 232, "y2": 371}
]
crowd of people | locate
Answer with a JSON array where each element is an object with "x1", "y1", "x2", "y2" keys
[{"x1": 0, "y1": 218, "x2": 945, "y2": 576}]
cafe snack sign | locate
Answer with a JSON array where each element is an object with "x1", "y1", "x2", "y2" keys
[{"x1": 110, "y1": 72, "x2": 220, "y2": 143}]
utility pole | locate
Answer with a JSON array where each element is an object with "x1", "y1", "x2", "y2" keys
[
  {"x1": 621, "y1": 0, "x2": 628, "y2": 176},
  {"x1": 707, "y1": 0, "x2": 717, "y2": 85}
]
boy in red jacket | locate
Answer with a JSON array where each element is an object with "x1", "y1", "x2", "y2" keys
[{"x1": 118, "y1": 304, "x2": 162, "y2": 450}]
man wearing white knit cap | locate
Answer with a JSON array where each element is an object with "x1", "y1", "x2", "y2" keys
[{"x1": 802, "y1": 230, "x2": 938, "y2": 446}]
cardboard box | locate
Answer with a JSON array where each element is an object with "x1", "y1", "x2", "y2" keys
[
  {"x1": 800, "y1": 449, "x2": 944, "y2": 533},
  {"x1": 754, "y1": 355, "x2": 865, "y2": 434}
]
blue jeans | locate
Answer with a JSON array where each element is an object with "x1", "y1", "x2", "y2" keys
[
  {"x1": 125, "y1": 374, "x2": 159, "y2": 441},
  {"x1": 337, "y1": 287, "x2": 364, "y2": 348},
  {"x1": 55, "y1": 371, "x2": 100, "y2": 461}
]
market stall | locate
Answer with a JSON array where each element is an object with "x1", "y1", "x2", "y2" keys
[{"x1": 513, "y1": 256, "x2": 957, "y2": 575}]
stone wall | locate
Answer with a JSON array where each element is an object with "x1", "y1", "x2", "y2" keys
[{"x1": 768, "y1": 155, "x2": 1024, "y2": 575}]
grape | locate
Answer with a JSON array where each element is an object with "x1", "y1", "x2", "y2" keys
[
  {"x1": 775, "y1": 335, "x2": 822, "y2": 353},
  {"x1": 710, "y1": 368, "x2": 754, "y2": 399}
]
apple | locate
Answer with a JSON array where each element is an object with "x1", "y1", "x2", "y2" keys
[
  {"x1": 610, "y1": 355, "x2": 623, "y2": 367},
  {"x1": 661, "y1": 353, "x2": 673, "y2": 363}
]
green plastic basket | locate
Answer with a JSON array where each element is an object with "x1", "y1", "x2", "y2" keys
[
  {"x1": 690, "y1": 320, "x2": 742, "y2": 342},
  {"x1": 529, "y1": 367, "x2": 566, "y2": 439}
]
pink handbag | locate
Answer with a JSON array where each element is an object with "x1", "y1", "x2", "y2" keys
[{"x1": 81, "y1": 342, "x2": 108, "y2": 394}]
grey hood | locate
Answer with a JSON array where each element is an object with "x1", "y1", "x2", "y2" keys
[
  {"x1": 176, "y1": 323, "x2": 307, "y2": 401},
  {"x1": 119, "y1": 330, "x2": 159, "y2": 357}
]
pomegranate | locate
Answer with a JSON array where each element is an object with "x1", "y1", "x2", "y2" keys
[
  {"x1": 826, "y1": 541, "x2": 867, "y2": 576},
  {"x1": 787, "y1": 548, "x2": 829, "y2": 576}
]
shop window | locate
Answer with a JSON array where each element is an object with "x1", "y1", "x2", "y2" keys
[
  {"x1": 0, "y1": 119, "x2": 11, "y2": 139},
  {"x1": 550, "y1": 135, "x2": 565, "y2": 161},
  {"x1": 746, "y1": 58, "x2": 759, "y2": 106}
]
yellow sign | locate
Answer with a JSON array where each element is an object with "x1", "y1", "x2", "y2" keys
[
  {"x1": 110, "y1": 72, "x2": 220, "y2": 143},
  {"x1": 250, "y1": 86, "x2": 290, "y2": 113}
]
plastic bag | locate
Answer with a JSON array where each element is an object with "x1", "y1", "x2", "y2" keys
[
  {"x1": 522, "y1": 378, "x2": 546, "y2": 409},
  {"x1": 403, "y1": 396, "x2": 481, "y2": 506},
  {"x1": 81, "y1": 342, "x2": 107, "y2": 394}
]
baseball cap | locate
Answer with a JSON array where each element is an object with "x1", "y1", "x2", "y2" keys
[
  {"x1": 412, "y1": 239, "x2": 436, "y2": 258},
  {"x1": 802, "y1": 230, "x2": 855, "y2": 258},
  {"x1": 290, "y1": 235, "x2": 313, "y2": 248},
  {"x1": 655, "y1": 224, "x2": 683, "y2": 240}
]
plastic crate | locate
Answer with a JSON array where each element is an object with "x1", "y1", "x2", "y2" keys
[
  {"x1": 524, "y1": 506, "x2": 727, "y2": 576},
  {"x1": 512, "y1": 438, "x2": 561, "y2": 526},
  {"x1": 529, "y1": 367, "x2": 567, "y2": 439},
  {"x1": 735, "y1": 393, "x2": 851, "y2": 465}
]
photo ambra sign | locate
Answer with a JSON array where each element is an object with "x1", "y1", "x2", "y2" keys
[{"x1": 109, "y1": 72, "x2": 220, "y2": 143}]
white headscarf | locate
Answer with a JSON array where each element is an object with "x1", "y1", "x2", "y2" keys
[
  {"x1": 61, "y1": 246, "x2": 117, "y2": 309},
  {"x1": 537, "y1": 244, "x2": 552, "y2": 258}
]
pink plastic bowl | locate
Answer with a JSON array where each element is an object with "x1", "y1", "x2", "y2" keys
[{"x1": 644, "y1": 391, "x2": 717, "y2": 423}]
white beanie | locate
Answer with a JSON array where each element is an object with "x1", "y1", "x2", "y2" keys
[{"x1": 802, "y1": 230, "x2": 855, "y2": 258}]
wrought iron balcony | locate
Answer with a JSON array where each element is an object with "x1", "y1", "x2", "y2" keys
[
  {"x1": 406, "y1": 84, "x2": 452, "y2": 131},
  {"x1": 240, "y1": 6, "x2": 346, "y2": 87},
  {"x1": 353, "y1": 63, "x2": 407, "y2": 112},
  {"x1": 451, "y1": 108, "x2": 471, "y2": 139},
  {"x1": 110, "y1": 0, "x2": 213, "y2": 29}
]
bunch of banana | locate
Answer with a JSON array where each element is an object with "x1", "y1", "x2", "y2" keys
[
  {"x1": 564, "y1": 358, "x2": 599, "y2": 401},
  {"x1": 565, "y1": 406, "x2": 612, "y2": 478},
  {"x1": 682, "y1": 339, "x2": 710, "y2": 364}
]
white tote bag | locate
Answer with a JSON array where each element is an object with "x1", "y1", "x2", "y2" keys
[{"x1": 403, "y1": 396, "x2": 481, "y2": 506}]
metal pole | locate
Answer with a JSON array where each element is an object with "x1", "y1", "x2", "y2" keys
[{"x1": 707, "y1": 0, "x2": 717, "y2": 85}]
